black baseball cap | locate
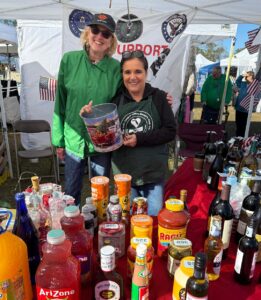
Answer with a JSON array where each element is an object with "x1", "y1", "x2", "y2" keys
[{"x1": 89, "y1": 13, "x2": 116, "y2": 33}]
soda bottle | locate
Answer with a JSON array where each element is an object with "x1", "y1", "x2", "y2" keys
[
  {"x1": 12, "y1": 192, "x2": 41, "y2": 284},
  {"x1": 0, "y1": 210, "x2": 33, "y2": 300},
  {"x1": 60, "y1": 205, "x2": 93, "y2": 282},
  {"x1": 35, "y1": 229, "x2": 80, "y2": 299}
]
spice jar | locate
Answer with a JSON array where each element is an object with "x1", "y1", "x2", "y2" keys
[
  {"x1": 167, "y1": 238, "x2": 192, "y2": 278},
  {"x1": 127, "y1": 237, "x2": 154, "y2": 280},
  {"x1": 172, "y1": 256, "x2": 195, "y2": 300},
  {"x1": 130, "y1": 214, "x2": 153, "y2": 240}
]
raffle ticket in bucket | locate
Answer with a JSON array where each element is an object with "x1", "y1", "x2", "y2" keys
[
  {"x1": 114, "y1": 174, "x2": 132, "y2": 224},
  {"x1": 91, "y1": 176, "x2": 109, "y2": 222}
]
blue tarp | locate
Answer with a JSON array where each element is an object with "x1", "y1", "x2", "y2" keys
[{"x1": 197, "y1": 62, "x2": 220, "y2": 92}]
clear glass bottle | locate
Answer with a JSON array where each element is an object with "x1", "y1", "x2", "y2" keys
[
  {"x1": 234, "y1": 216, "x2": 259, "y2": 284},
  {"x1": 204, "y1": 215, "x2": 223, "y2": 280},
  {"x1": 236, "y1": 181, "x2": 261, "y2": 243},
  {"x1": 94, "y1": 245, "x2": 124, "y2": 300},
  {"x1": 185, "y1": 252, "x2": 208, "y2": 299},
  {"x1": 131, "y1": 243, "x2": 149, "y2": 300}
]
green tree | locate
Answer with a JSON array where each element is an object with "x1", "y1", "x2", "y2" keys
[
  {"x1": 196, "y1": 43, "x2": 227, "y2": 61},
  {"x1": 0, "y1": 19, "x2": 17, "y2": 26}
]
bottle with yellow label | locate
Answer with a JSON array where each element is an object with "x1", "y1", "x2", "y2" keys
[
  {"x1": 0, "y1": 210, "x2": 33, "y2": 300},
  {"x1": 158, "y1": 200, "x2": 190, "y2": 257}
]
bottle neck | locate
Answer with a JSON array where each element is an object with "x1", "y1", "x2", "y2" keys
[
  {"x1": 194, "y1": 268, "x2": 205, "y2": 279},
  {"x1": 220, "y1": 184, "x2": 231, "y2": 202},
  {"x1": 16, "y1": 197, "x2": 28, "y2": 215},
  {"x1": 245, "y1": 225, "x2": 255, "y2": 238},
  {"x1": 135, "y1": 254, "x2": 146, "y2": 266}
]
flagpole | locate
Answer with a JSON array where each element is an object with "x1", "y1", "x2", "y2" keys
[
  {"x1": 218, "y1": 36, "x2": 236, "y2": 124},
  {"x1": 244, "y1": 95, "x2": 255, "y2": 138}
]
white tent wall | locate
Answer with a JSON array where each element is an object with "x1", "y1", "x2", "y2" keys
[{"x1": 17, "y1": 20, "x2": 62, "y2": 149}]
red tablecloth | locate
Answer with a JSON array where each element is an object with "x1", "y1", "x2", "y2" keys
[{"x1": 80, "y1": 158, "x2": 261, "y2": 299}]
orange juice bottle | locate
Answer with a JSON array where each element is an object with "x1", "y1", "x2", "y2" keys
[{"x1": 0, "y1": 210, "x2": 33, "y2": 299}]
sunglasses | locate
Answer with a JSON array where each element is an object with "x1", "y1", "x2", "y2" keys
[
  {"x1": 122, "y1": 50, "x2": 145, "y2": 59},
  {"x1": 90, "y1": 25, "x2": 112, "y2": 39}
]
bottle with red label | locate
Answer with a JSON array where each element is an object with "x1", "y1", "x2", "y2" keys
[
  {"x1": 35, "y1": 229, "x2": 80, "y2": 300},
  {"x1": 158, "y1": 199, "x2": 190, "y2": 257},
  {"x1": 60, "y1": 205, "x2": 93, "y2": 282}
]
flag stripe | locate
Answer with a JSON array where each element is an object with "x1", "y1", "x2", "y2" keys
[
  {"x1": 240, "y1": 79, "x2": 261, "y2": 110},
  {"x1": 39, "y1": 76, "x2": 57, "y2": 101}
]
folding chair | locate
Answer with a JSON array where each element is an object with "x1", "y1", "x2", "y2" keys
[
  {"x1": 174, "y1": 123, "x2": 225, "y2": 170},
  {"x1": 13, "y1": 119, "x2": 58, "y2": 190}
]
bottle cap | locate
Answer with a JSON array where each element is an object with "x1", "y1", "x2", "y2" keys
[
  {"x1": 85, "y1": 197, "x2": 93, "y2": 205},
  {"x1": 136, "y1": 243, "x2": 147, "y2": 257},
  {"x1": 133, "y1": 225, "x2": 151, "y2": 238},
  {"x1": 64, "y1": 205, "x2": 80, "y2": 217},
  {"x1": 180, "y1": 256, "x2": 195, "y2": 274},
  {"x1": 165, "y1": 199, "x2": 184, "y2": 211},
  {"x1": 47, "y1": 229, "x2": 66, "y2": 245},
  {"x1": 100, "y1": 245, "x2": 115, "y2": 272},
  {"x1": 15, "y1": 192, "x2": 25, "y2": 201},
  {"x1": 131, "y1": 237, "x2": 152, "y2": 249},
  {"x1": 131, "y1": 214, "x2": 153, "y2": 227},
  {"x1": 109, "y1": 195, "x2": 119, "y2": 204},
  {"x1": 194, "y1": 252, "x2": 206, "y2": 270}
]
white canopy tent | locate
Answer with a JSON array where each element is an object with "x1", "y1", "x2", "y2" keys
[{"x1": 195, "y1": 53, "x2": 214, "y2": 72}]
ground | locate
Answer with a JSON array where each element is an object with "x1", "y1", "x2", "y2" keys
[{"x1": 0, "y1": 95, "x2": 260, "y2": 209}]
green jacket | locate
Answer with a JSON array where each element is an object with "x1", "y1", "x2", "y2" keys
[
  {"x1": 201, "y1": 74, "x2": 232, "y2": 110},
  {"x1": 52, "y1": 50, "x2": 122, "y2": 158}
]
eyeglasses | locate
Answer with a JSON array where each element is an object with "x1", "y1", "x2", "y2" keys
[
  {"x1": 90, "y1": 25, "x2": 112, "y2": 39},
  {"x1": 122, "y1": 50, "x2": 145, "y2": 59}
]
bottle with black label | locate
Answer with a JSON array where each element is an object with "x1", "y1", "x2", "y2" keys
[
  {"x1": 236, "y1": 181, "x2": 261, "y2": 243},
  {"x1": 185, "y1": 252, "x2": 208, "y2": 300},
  {"x1": 94, "y1": 245, "x2": 124, "y2": 300},
  {"x1": 210, "y1": 183, "x2": 234, "y2": 259},
  {"x1": 234, "y1": 216, "x2": 258, "y2": 284},
  {"x1": 207, "y1": 142, "x2": 224, "y2": 191},
  {"x1": 204, "y1": 216, "x2": 223, "y2": 281}
]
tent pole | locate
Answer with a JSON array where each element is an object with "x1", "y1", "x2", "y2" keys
[
  {"x1": 218, "y1": 36, "x2": 236, "y2": 124},
  {"x1": 244, "y1": 95, "x2": 254, "y2": 138}
]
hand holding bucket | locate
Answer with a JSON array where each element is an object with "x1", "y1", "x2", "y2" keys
[{"x1": 80, "y1": 102, "x2": 123, "y2": 153}]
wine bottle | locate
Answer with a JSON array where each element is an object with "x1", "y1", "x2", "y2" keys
[
  {"x1": 252, "y1": 201, "x2": 261, "y2": 262},
  {"x1": 185, "y1": 252, "x2": 208, "y2": 299},
  {"x1": 94, "y1": 245, "x2": 124, "y2": 299},
  {"x1": 202, "y1": 131, "x2": 217, "y2": 182},
  {"x1": 204, "y1": 216, "x2": 223, "y2": 281},
  {"x1": 207, "y1": 142, "x2": 224, "y2": 190},
  {"x1": 12, "y1": 192, "x2": 41, "y2": 285},
  {"x1": 132, "y1": 243, "x2": 149, "y2": 300},
  {"x1": 180, "y1": 189, "x2": 189, "y2": 211},
  {"x1": 210, "y1": 183, "x2": 234, "y2": 259},
  {"x1": 206, "y1": 179, "x2": 222, "y2": 236},
  {"x1": 224, "y1": 138, "x2": 242, "y2": 174},
  {"x1": 234, "y1": 216, "x2": 258, "y2": 284},
  {"x1": 236, "y1": 181, "x2": 261, "y2": 243}
]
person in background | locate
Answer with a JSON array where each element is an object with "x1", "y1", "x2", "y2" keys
[
  {"x1": 201, "y1": 66, "x2": 232, "y2": 124},
  {"x1": 81, "y1": 51, "x2": 176, "y2": 216},
  {"x1": 234, "y1": 70, "x2": 260, "y2": 137},
  {"x1": 52, "y1": 13, "x2": 121, "y2": 205}
]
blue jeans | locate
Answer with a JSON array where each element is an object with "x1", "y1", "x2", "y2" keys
[
  {"x1": 64, "y1": 151, "x2": 111, "y2": 205},
  {"x1": 131, "y1": 181, "x2": 164, "y2": 216}
]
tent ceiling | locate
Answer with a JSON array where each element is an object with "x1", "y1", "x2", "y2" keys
[{"x1": 0, "y1": 0, "x2": 261, "y2": 24}]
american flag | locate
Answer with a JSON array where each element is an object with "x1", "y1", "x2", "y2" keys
[
  {"x1": 245, "y1": 28, "x2": 260, "y2": 54},
  {"x1": 240, "y1": 79, "x2": 261, "y2": 111},
  {"x1": 39, "y1": 76, "x2": 57, "y2": 101}
]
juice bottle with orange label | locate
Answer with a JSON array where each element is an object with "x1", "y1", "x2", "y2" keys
[{"x1": 158, "y1": 200, "x2": 190, "y2": 257}]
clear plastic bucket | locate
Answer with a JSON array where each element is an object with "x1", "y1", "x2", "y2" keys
[{"x1": 81, "y1": 103, "x2": 123, "y2": 152}]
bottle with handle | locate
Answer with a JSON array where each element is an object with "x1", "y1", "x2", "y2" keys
[
  {"x1": 12, "y1": 192, "x2": 41, "y2": 284},
  {"x1": 236, "y1": 181, "x2": 261, "y2": 243},
  {"x1": 131, "y1": 243, "x2": 149, "y2": 300},
  {"x1": 234, "y1": 216, "x2": 259, "y2": 284},
  {"x1": 185, "y1": 252, "x2": 208, "y2": 299},
  {"x1": 210, "y1": 183, "x2": 234, "y2": 259}
]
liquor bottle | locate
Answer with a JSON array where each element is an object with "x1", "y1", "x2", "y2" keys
[
  {"x1": 252, "y1": 201, "x2": 261, "y2": 262},
  {"x1": 207, "y1": 142, "x2": 224, "y2": 190},
  {"x1": 236, "y1": 181, "x2": 261, "y2": 243},
  {"x1": 185, "y1": 252, "x2": 208, "y2": 299},
  {"x1": 94, "y1": 245, "x2": 124, "y2": 300},
  {"x1": 224, "y1": 138, "x2": 242, "y2": 174},
  {"x1": 234, "y1": 216, "x2": 259, "y2": 284},
  {"x1": 132, "y1": 243, "x2": 149, "y2": 300},
  {"x1": 12, "y1": 192, "x2": 41, "y2": 284},
  {"x1": 210, "y1": 183, "x2": 234, "y2": 259},
  {"x1": 202, "y1": 131, "x2": 217, "y2": 182},
  {"x1": 204, "y1": 216, "x2": 223, "y2": 280},
  {"x1": 180, "y1": 189, "x2": 189, "y2": 211},
  {"x1": 238, "y1": 140, "x2": 258, "y2": 185},
  {"x1": 206, "y1": 179, "x2": 222, "y2": 236}
]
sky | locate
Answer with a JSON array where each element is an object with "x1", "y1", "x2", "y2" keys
[{"x1": 221, "y1": 23, "x2": 260, "y2": 54}]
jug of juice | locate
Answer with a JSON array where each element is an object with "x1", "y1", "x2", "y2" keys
[
  {"x1": 60, "y1": 205, "x2": 93, "y2": 282},
  {"x1": 35, "y1": 229, "x2": 80, "y2": 299},
  {"x1": 0, "y1": 209, "x2": 33, "y2": 300}
]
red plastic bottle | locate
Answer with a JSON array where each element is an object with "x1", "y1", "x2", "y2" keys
[
  {"x1": 35, "y1": 229, "x2": 80, "y2": 299},
  {"x1": 60, "y1": 205, "x2": 93, "y2": 282}
]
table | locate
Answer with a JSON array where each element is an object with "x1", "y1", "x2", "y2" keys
[{"x1": 81, "y1": 157, "x2": 261, "y2": 299}]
